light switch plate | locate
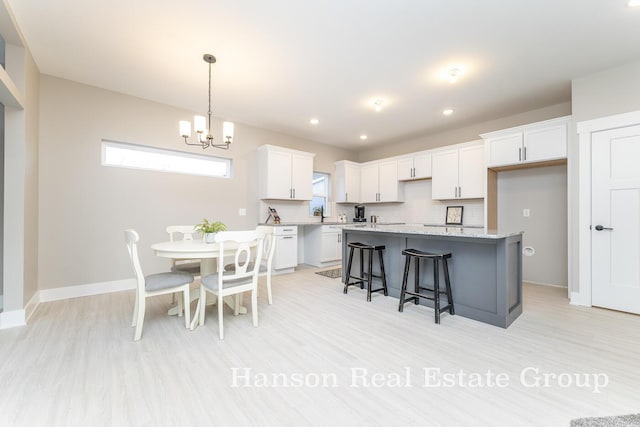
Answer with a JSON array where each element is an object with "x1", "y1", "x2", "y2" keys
[
  {"x1": 239, "y1": 208, "x2": 246, "y2": 216},
  {"x1": 523, "y1": 209, "x2": 530, "y2": 217}
]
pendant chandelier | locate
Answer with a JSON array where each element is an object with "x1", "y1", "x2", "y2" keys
[{"x1": 179, "y1": 54, "x2": 234, "y2": 149}]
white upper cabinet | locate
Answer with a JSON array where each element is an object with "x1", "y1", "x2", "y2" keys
[
  {"x1": 397, "y1": 151, "x2": 432, "y2": 181},
  {"x1": 432, "y1": 142, "x2": 485, "y2": 200},
  {"x1": 258, "y1": 145, "x2": 315, "y2": 200},
  {"x1": 360, "y1": 159, "x2": 402, "y2": 203},
  {"x1": 334, "y1": 160, "x2": 361, "y2": 203},
  {"x1": 482, "y1": 116, "x2": 570, "y2": 168}
]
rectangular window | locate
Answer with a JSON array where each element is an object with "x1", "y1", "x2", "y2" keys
[
  {"x1": 101, "y1": 139, "x2": 231, "y2": 178},
  {"x1": 309, "y1": 172, "x2": 331, "y2": 217}
]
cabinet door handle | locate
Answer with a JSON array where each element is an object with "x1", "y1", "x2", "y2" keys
[
  {"x1": 458, "y1": 186, "x2": 461, "y2": 198},
  {"x1": 345, "y1": 192, "x2": 348, "y2": 201},
  {"x1": 289, "y1": 188, "x2": 292, "y2": 198},
  {"x1": 523, "y1": 146, "x2": 527, "y2": 161},
  {"x1": 283, "y1": 236, "x2": 294, "y2": 239},
  {"x1": 454, "y1": 186, "x2": 458, "y2": 198},
  {"x1": 293, "y1": 188, "x2": 296, "y2": 199},
  {"x1": 519, "y1": 147, "x2": 522, "y2": 162}
]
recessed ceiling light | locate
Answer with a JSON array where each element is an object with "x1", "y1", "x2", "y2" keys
[
  {"x1": 447, "y1": 68, "x2": 461, "y2": 83},
  {"x1": 309, "y1": 118, "x2": 319, "y2": 125},
  {"x1": 360, "y1": 134, "x2": 368, "y2": 140},
  {"x1": 442, "y1": 109, "x2": 454, "y2": 116},
  {"x1": 373, "y1": 99, "x2": 384, "y2": 112},
  {"x1": 629, "y1": 0, "x2": 640, "y2": 6}
]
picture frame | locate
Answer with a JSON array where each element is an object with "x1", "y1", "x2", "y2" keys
[{"x1": 445, "y1": 206, "x2": 463, "y2": 225}]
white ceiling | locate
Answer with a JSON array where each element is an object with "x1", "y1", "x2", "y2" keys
[{"x1": 7, "y1": 0, "x2": 640, "y2": 149}]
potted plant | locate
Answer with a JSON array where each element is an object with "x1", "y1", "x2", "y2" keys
[{"x1": 194, "y1": 219, "x2": 228, "y2": 243}]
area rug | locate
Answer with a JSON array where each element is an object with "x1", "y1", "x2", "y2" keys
[
  {"x1": 570, "y1": 414, "x2": 640, "y2": 426},
  {"x1": 315, "y1": 268, "x2": 342, "y2": 279}
]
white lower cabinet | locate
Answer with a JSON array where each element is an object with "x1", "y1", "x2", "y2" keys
[
  {"x1": 304, "y1": 225, "x2": 342, "y2": 268},
  {"x1": 273, "y1": 226, "x2": 298, "y2": 271}
]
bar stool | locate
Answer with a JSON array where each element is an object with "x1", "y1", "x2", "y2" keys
[
  {"x1": 398, "y1": 248, "x2": 454, "y2": 323},
  {"x1": 344, "y1": 242, "x2": 388, "y2": 301}
]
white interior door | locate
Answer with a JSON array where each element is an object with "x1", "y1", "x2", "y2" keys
[{"x1": 591, "y1": 124, "x2": 640, "y2": 314}]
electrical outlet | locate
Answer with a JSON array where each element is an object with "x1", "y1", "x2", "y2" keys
[
  {"x1": 523, "y1": 209, "x2": 530, "y2": 217},
  {"x1": 239, "y1": 208, "x2": 246, "y2": 216}
]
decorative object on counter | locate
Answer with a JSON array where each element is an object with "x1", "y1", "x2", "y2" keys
[
  {"x1": 194, "y1": 219, "x2": 228, "y2": 243},
  {"x1": 445, "y1": 206, "x2": 463, "y2": 225},
  {"x1": 338, "y1": 213, "x2": 347, "y2": 223},
  {"x1": 179, "y1": 54, "x2": 234, "y2": 150},
  {"x1": 353, "y1": 204, "x2": 366, "y2": 222},
  {"x1": 265, "y1": 207, "x2": 281, "y2": 224},
  {"x1": 315, "y1": 267, "x2": 342, "y2": 279}
]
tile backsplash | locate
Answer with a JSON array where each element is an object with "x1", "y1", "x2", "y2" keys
[{"x1": 261, "y1": 180, "x2": 484, "y2": 226}]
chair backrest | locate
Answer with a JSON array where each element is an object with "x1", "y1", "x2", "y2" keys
[
  {"x1": 166, "y1": 225, "x2": 197, "y2": 242},
  {"x1": 124, "y1": 229, "x2": 145, "y2": 291},
  {"x1": 256, "y1": 226, "x2": 276, "y2": 268},
  {"x1": 216, "y1": 230, "x2": 265, "y2": 282}
]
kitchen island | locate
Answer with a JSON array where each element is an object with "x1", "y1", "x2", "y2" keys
[{"x1": 341, "y1": 224, "x2": 523, "y2": 328}]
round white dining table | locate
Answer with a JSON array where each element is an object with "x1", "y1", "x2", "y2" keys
[{"x1": 151, "y1": 239, "x2": 246, "y2": 329}]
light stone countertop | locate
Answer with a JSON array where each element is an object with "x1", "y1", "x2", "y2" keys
[{"x1": 340, "y1": 223, "x2": 523, "y2": 239}]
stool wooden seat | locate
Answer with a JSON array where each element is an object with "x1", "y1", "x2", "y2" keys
[
  {"x1": 344, "y1": 242, "x2": 388, "y2": 301},
  {"x1": 398, "y1": 248, "x2": 454, "y2": 323}
]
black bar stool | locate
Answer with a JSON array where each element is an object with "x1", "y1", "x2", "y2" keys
[
  {"x1": 344, "y1": 242, "x2": 388, "y2": 301},
  {"x1": 398, "y1": 248, "x2": 454, "y2": 323}
]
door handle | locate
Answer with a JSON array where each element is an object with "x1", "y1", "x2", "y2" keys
[
  {"x1": 594, "y1": 225, "x2": 614, "y2": 231},
  {"x1": 523, "y1": 146, "x2": 527, "y2": 161},
  {"x1": 519, "y1": 147, "x2": 522, "y2": 162}
]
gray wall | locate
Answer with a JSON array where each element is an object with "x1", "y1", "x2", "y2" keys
[
  {"x1": 3, "y1": 41, "x2": 39, "y2": 312},
  {"x1": 497, "y1": 165, "x2": 567, "y2": 287},
  {"x1": 569, "y1": 59, "x2": 640, "y2": 293},
  {"x1": 38, "y1": 76, "x2": 356, "y2": 290}
]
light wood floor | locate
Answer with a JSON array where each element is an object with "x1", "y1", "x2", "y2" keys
[{"x1": 2, "y1": 266, "x2": 639, "y2": 426}]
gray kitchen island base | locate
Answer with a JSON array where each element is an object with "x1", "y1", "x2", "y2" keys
[{"x1": 341, "y1": 225, "x2": 523, "y2": 328}]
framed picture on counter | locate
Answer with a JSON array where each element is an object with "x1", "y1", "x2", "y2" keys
[{"x1": 445, "y1": 206, "x2": 463, "y2": 225}]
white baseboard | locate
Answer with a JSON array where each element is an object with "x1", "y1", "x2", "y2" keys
[
  {"x1": 0, "y1": 309, "x2": 26, "y2": 329},
  {"x1": 38, "y1": 279, "x2": 136, "y2": 303},
  {"x1": 570, "y1": 291, "x2": 591, "y2": 307},
  {"x1": 524, "y1": 280, "x2": 568, "y2": 289}
]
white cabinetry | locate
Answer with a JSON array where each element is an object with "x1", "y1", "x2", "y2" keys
[
  {"x1": 483, "y1": 116, "x2": 570, "y2": 168},
  {"x1": 304, "y1": 225, "x2": 342, "y2": 267},
  {"x1": 397, "y1": 152, "x2": 432, "y2": 181},
  {"x1": 258, "y1": 145, "x2": 315, "y2": 200},
  {"x1": 360, "y1": 159, "x2": 402, "y2": 203},
  {"x1": 432, "y1": 143, "x2": 485, "y2": 200},
  {"x1": 273, "y1": 226, "x2": 298, "y2": 271},
  {"x1": 334, "y1": 161, "x2": 361, "y2": 203}
]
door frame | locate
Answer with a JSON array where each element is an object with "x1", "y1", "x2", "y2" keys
[{"x1": 575, "y1": 110, "x2": 640, "y2": 306}]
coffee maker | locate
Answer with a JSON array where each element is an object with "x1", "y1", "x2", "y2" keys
[{"x1": 353, "y1": 205, "x2": 366, "y2": 222}]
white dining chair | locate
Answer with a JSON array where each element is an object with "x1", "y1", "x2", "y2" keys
[
  {"x1": 198, "y1": 230, "x2": 265, "y2": 339},
  {"x1": 255, "y1": 225, "x2": 276, "y2": 304},
  {"x1": 124, "y1": 229, "x2": 194, "y2": 341},
  {"x1": 225, "y1": 226, "x2": 276, "y2": 304},
  {"x1": 166, "y1": 225, "x2": 201, "y2": 276}
]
